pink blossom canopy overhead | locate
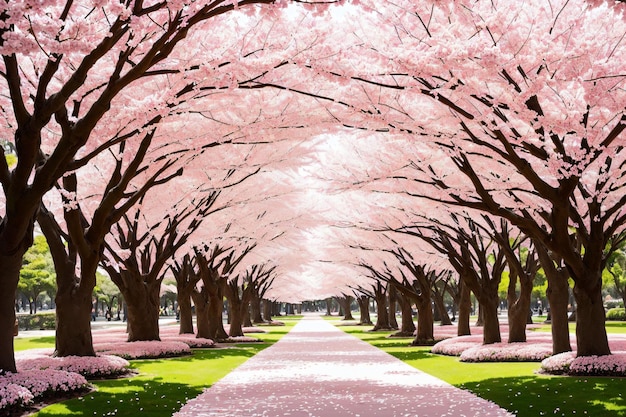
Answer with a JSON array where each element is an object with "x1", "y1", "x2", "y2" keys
[{"x1": 2, "y1": 0, "x2": 626, "y2": 301}]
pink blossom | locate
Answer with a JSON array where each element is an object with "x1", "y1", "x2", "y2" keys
[
  {"x1": 0, "y1": 383, "x2": 33, "y2": 412},
  {"x1": 0, "y1": 369, "x2": 88, "y2": 398},
  {"x1": 16, "y1": 350, "x2": 130, "y2": 378},
  {"x1": 96, "y1": 340, "x2": 192, "y2": 359},
  {"x1": 460, "y1": 342, "x2": 553, "y2": 362}
]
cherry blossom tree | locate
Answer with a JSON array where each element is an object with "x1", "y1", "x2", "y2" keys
[
  {"x1": 287, "y1": 0, "x2": 626, "y2": 357},
  {"x1": 0, "y1": 0, "x2": 342, "y2": 373}
]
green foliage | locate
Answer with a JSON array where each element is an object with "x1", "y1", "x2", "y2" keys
[
  {"x1": 606, "y1": 248, "x2": 626, "y2": 303},
  {"x1": 18, "y1": 235, "x2": 56, "y2": 313},
  {"x1": 498, "y1": 271, "x2": 509, "y2": 300},
  {"x1": 5, "y1": 152, "x2": 17, "y2": 168},
  {"x1": 606, "y1": 308, "x2": 626, "y2": 321},
  {"x1": 16, "y1": 312, "x2": 56, "y2": 330}
]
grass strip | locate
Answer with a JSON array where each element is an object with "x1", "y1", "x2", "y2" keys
[
  {"x1": 16, "y1": 317, "x2": 300, "y2": 417},
  {"x1": 335, "y1": 320, "x2": 626, "y2": 417}
]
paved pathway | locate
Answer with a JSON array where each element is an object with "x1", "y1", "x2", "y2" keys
[{"x1": 174, "y1": 316, "x2": 513, "y2": 417}]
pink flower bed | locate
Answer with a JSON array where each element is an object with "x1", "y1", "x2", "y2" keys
[
  {"x1": 0, "y1": 369, "x2": 88, "y2": 413},
  {"x1": 96, "y1": 340, "x2": 192, "y2": 359},
  {"x1": 541, "y1": 351, "x2": 626, "y2": 376},
  {"x1": 16, "y1": 349, "x2": 130, "y2": 378},
  {"x1": 459, "y1": 342, "x2": 553, "y2": 362},
  {"x1": 0, "y1": 382, "x2": 33, "y2": 412},
  {"x1": 0, "y1": 369, "x2": 88, "y2": 397},
  {"x1": 431, "y1": 335, "x2": 483, "y2": 356}
]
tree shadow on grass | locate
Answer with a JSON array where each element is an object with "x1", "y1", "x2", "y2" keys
[
  {"x1": 459, "y1": 375, "x2": 626, "y2": 417},
  {"x1": 35, "y1": 378, "x2": 203, "y2": 417},
  {"x1": 34, "y1": 346, "x2": 268, "y2": 417}
]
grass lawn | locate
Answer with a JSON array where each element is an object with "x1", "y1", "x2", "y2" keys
[
  {"x1": 532, "y1": 319, "x2": 626, "y2": 334},
  {"x1": 16, "y1": 317, "x2": 299, "y2": 417},
  {"x1": 335, "y1": 319, "x2": 626, "y2": 417}
]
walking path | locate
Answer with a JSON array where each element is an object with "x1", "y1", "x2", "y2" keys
[{"x1": 174, "y1": 316, "x2": 513, "y2": 417}]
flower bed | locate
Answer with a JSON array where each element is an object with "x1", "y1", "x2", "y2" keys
[
  {"x1": 0, "y1": 369, "x2": 89, "y2": 414},
  {"x1": 0, "y1": 383, "x2": 34, "y2": 414},
  {"x1": 16, "y1": 349, "x2": 130, "y2": 378},
  {"x1": 459, "y1": 342, "x2": 553, "y2": 362},
  {"x1": 96, "y1": 340, "x2": 192, "y2": 359},
  {"x1": 541, "y1": 351, "x2": 626, "y2": 376}
]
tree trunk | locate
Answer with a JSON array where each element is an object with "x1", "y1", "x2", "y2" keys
[
  {"x1": 177, "y1": 288, "x2": 194, "y2": 335},
  {"x1": 480, "y1": 296, "x2": 501, "y2": 345},
  {"x1": 243, "y1": 306, "x2": 253, "y2": 328},
  {"x1": 192, "y1": 289, "x2": 211, "y2": 339},
  {"x1": 228, "y1": 300, "x2": 244, "y2": 337},
  {"x1": 432, "y1": 290, "x2": 452, "y2": 326},
  {"x1": 412, "y1": 294, "x2": 434, "y2": 345},
  {"x1": 250, "y1": 291, "x2": 264, "y2": 324},
  {"x1": 457, "y1": 280, "x2": 471, "y2": 336},
  {"x1": 574, "y1": 279, "x2": 611, "y2": 356},
  {"x1": 537, "y1": 243, "x2": 573, "y2": 355},
  {"x1": 338, "y1": 295, "x2": 354, "y2": 320},
  {"x1": 507, "y1": 272, "x2": 533, "y2": 343},
  {"x1": 372, "y1": 291, "x2": 391, "y2": 331},
  {"x1": 357, "y1": 295, "x2": 373, "y2": 325},
  {"x1": 125, "y1": 281, "x2": 161, "y2": 341},
  {"x1": 54, "y1": 280, "x2": 96, "y2": 356},
  {"x1": 262, "y1": 299, "x2": 272, "y2": 322},
  {"x1": 395, "y1": 292, "x2": 416, "y2": 337},
  {"x1": 207, "y1": 289, "x2": 228, "y2": 341},
  {"x1": 0, "y1": 251, "x2": 25, "y2": 373},
  {"x1": 387, "y1": 286, "x2": 399, "y2": 330},
  {"x1": 113, "y1": 270, "x2": 162, "y2": 342},
  {"x1": 325, "y1": 298, "x2": 333, "y2": 316}
]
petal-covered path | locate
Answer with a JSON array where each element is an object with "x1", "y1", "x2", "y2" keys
[{"x1": 174, "y1": 316, "x2": 513, "y2": 417}]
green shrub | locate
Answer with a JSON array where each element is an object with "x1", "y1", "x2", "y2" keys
[
  {"x1": 606, "y1": 308, "x2": 626, "y2": 321},
  {"x1": 17, "y1": 311, "x2": 56, "y2": 330}
]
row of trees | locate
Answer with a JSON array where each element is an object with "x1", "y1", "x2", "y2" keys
[{"x1": 3, "y1": 0, "x2": 626, "y2": 373}]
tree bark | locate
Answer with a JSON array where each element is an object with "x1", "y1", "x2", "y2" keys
[
  {"x1": 338, "y1": 295, "x2": 354, "y2": 320},
  {"x1": 0, "y1": 251, "x2": 27, "y2": 373},
  {"x1": 250, "y1": 290, "x2": 264, "y2": 324},
  {"x1": 372, "y1": 285, "x2": 391, "y2": 331},
  {"x1": 387, "y1": 285, "x2": 399, "y2": 329},
  {"x1": 356, "y1": 295, "x2": 373, "y2": 325},
  {"x1": 507, "y1": 272, "x2": 533, "y2": 343},
  {"x1": 227, "y1": 298, "x2": 245, "y2": 337},
  {"x1": 480, "y1": 295, "x2": 501, "y2": 344},
  {"x1": 395, "y1": 292, "x2": 416, "y2": 337},
  {"x1": 177, "y1": 288, "x2": 195, "y2": 335},
  {"x1": 192, "y1": 288, "x2": 211, "y2": 339},
  {"x1": 123, "y1": 277, "x2": 161, "y2": 341},
  {"x1": 536, "y1": 243, "x2": 572, "y2": 354},
  {"x1": 574, "y1": 279, "x2": 611, "y2": 356},
  {"x1": 243, "y1": 306, "x2": 253, "y2": 328},
  {"x1": 207, "y1": 286, "x2": 228, "y2": 341},
  {"x1": 432, "y1": 289, "x2": 452, "y2": 326},
  {"x1": 262, "y1": 299, "x2": 272, "y2": 322},
  {"x1": 54, "y1": 277, "x2": 96, "y2": 356},
  {"x1": 457, "y1": 279, "x2": 472, "y2": 336},
  {"x1": 412, "y1": 292, "x2": 434, "y2": 345}
]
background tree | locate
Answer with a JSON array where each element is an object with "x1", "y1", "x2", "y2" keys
[
  {"x1": 94, "y1": 272, "x2": 122, "y2": 321},
  {"x1": 17, "y1": 235, "x2": 55, "y2": 314}
]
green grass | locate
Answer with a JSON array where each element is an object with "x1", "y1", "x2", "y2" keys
[
  {"x1": 336, "y1": 320, "x2": 626, "y2": 417},
  {"x1": 532, "y1": 320, "x2": 626, "y2": 334},
  {"x1": 20, "y1": 317, "x2": 299, "y2": 417},
  {"x1": 14, "y1": 335, "x2": 56, "y2": 351}
]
